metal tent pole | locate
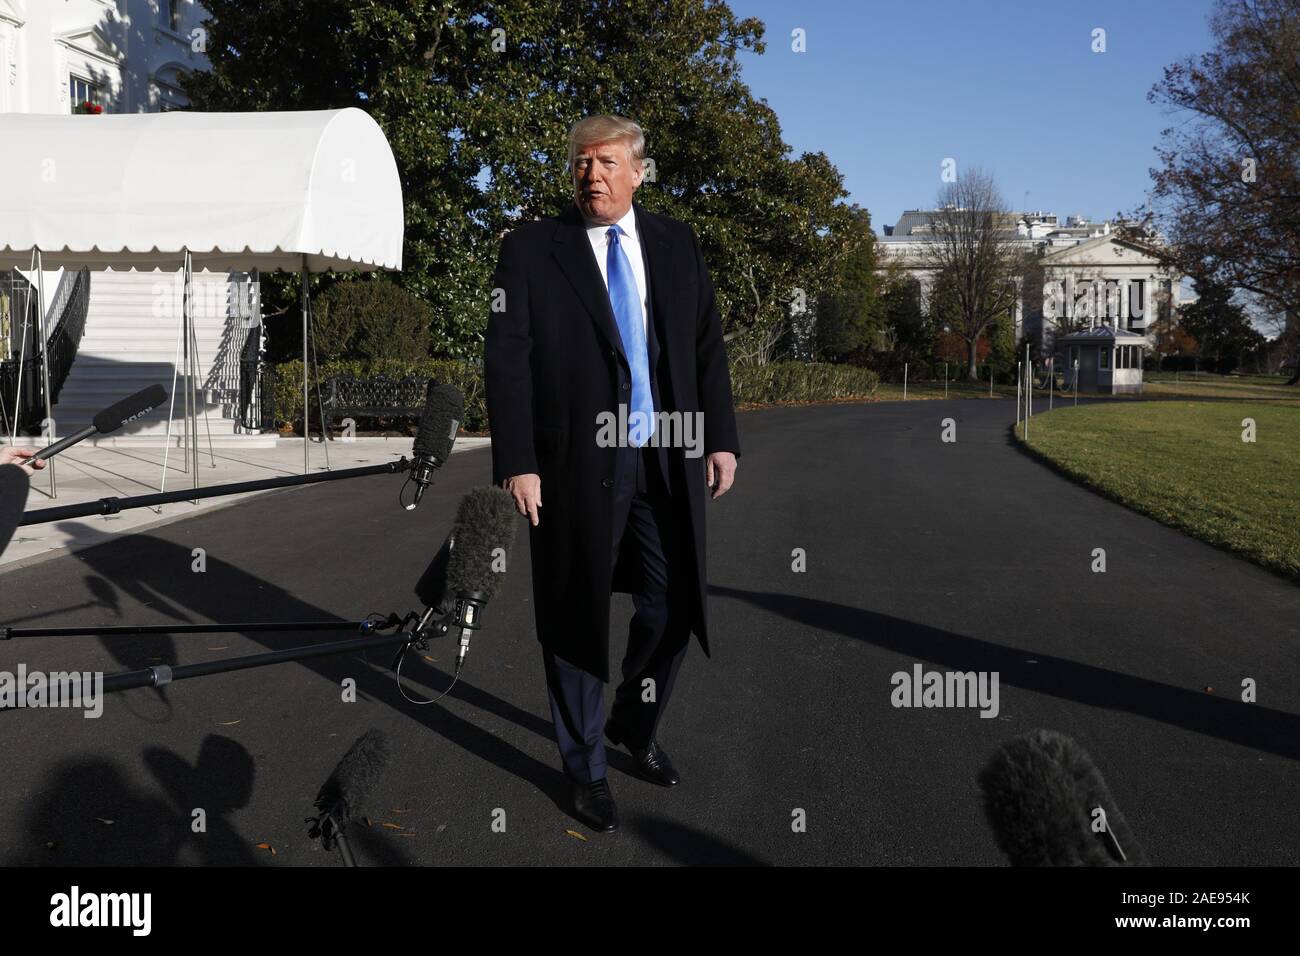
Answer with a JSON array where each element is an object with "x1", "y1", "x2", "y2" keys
[
  {"x1": 301, "y1": 261, "x2": 310, "y2": 475},
  {"x1": 308, "y1": 297, "x2": 331, "y2": 471},
  {"x1": 185, "y1": 250, "x2": 199, "y2": 495},
  {"x1": 157, "y1": 292, "x2": 185, "y2": 502},
  {"x1": 34, "y1": 249, "x2": 55, "y2": 498},
  {"x1": 183, "y1": 259, "x2": 215, "y2": 469},
  {"x1": 10, "y1": 265, "x2": 31, "y2": 446},
  {"x1": 1, "y1": 271, "x2": 14, "y2": 438},
  {"x1": 181, "y1": 260, "x2": 191, "y2": 477}
]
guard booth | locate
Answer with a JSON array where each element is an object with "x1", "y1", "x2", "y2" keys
[{"x1": 1058, "y1": 325, "x2": 1146, "y2": 394}]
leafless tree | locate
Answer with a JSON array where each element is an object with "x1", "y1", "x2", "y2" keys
[
  {"x1": 1146, "y1": 0, "x2": 1300, "y2": 382},
  {"x1": 921, "y1": 168, "x2": 1029, "y2": 380}
]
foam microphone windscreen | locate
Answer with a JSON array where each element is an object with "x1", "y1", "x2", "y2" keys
[
  {"x1": 0, "y1": 464, "x2": 30, "y2": 556},
  {"x1": 93, "y1": 384, "x2": 168, "y2": 434},
  {"x1": 414, "y1": 535, "x2": 453, "y2": 610},
  {"x1": 444, "y1": 486, "x2": 518, "y2": 600},
  {"x1": 413, "y1": 382, "x2": 463, "y2": 462},
  {"x1": 979, "y1": 728, "x2": 1146, "y2": 866},
  {"x1": 314, "y1": 728, "x2": 391, "y2": 823}
]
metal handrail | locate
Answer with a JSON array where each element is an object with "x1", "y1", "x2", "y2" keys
[
  {"x1": 43, "y1": 266, "x2": 79, "y2": 337},
  {"x1": 42, "y1": 267, "x2": 90, "y2": 407},
  {"x1": 0, "y1": 267, "x2": 89, "y2": 433}
]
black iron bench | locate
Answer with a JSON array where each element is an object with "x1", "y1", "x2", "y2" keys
[{"x1": 319, "y1": 375, "x2": 428, "y2": 429}]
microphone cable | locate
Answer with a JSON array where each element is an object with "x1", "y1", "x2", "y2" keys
[
  {"x1": 398, "y1": 474, "x2": 420, "y2": 511},
  {"x1": 394, "y1": 644, "x2": 461, "y2": 706},
  {"x1": 359, "y1": 610, "x2": 462, "y2": 706}
]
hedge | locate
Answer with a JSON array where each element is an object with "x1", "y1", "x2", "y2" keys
[
  {"x1": 268, "y1": 359, "x2": 878, "y2": 432},
  {"x1": 728, "y1": 362, "x2": 879, "y2": 405}
]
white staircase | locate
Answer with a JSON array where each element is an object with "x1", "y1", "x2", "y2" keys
[{"x1": 52, "y1": 269, "x2": 275, "y2": 447}]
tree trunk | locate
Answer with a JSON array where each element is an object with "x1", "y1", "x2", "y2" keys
[{"x1": 967, "y1": 336, "x2": 981, "y2": 382}]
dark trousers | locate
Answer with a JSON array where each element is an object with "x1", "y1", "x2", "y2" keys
[{"x1": 542, "y1": 444, "x2": 691, "y2": 783}]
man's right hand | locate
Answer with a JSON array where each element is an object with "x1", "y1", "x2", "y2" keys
[
  {"x1": 503, "y1": 473, "x2": 542, "y2": 526},
  {"x1": 0, "y1": 447, "x2": 46, "y2": 476}
]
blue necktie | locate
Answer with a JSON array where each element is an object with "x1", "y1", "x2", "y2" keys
[{"x1": 605, "y1": 225, "x2": 654, "y2": 447}]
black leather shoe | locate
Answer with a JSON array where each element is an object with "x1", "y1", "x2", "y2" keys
[
  {"x1": 572, "y1": 777, "x2": 619, "y2": 832},
  {"x1": 605, "y1": 723, "x2": 681, "y2": 787}
]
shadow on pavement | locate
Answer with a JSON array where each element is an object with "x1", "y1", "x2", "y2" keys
[
  {"x1": 7, "y1": 530, "x2": 575, "y2": 859},
  {"x1": 628, "y1": 815, "x2": 769, "y2": 865},
  {"x1": 5, "y1": 735, "x2": 259, "y2": 866},
  {"x1": 712, "y1": 585, "x2": 1300, "y2": 762}
]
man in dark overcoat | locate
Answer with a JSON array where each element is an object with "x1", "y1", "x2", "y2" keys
[{"x1": 484, "y1": 114, "x2": 740, "y2": 831}]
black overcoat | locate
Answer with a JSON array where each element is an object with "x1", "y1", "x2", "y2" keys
[{"x1": 484, "y1": 200, "x2": 740, "y2": 681}]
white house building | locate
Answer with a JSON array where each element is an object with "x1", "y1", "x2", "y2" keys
[
  {"x1": 877, "y1": 209, "x2": 1185, "y2": 361},
  {"x1": 0, "y1": 0, "x2": 270, "y2": 444},
  {"x1": 0, "y1": 0, "x2": 207, "y2": 114}
]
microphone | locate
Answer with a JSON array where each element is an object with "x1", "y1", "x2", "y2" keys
[
  {"x1": 407, "y1": 382, "x2": 463, "y2": 509},
  {"x1": 0, "y1": 464, "x2": 30, "y2": 557},
  {"x1": 413, "y1": 486, "x2": 517, "y2": 673},
  {"x1": 308, "y1": 728, "x2": 391, "y2": 867},
  {"x1": 32, "y1": 384, "x2": 168, "y2": 461},
  {"x1": 979, "y1": 729, "x2": 1146, "y2": 866}
]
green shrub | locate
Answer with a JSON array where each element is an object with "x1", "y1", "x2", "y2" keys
[
  {"x1": 730, "y1": 361, "x2": 879, "y2": 404},
  {"x1": 313, "y1": 279, "x2": 434, "y2": 363}
]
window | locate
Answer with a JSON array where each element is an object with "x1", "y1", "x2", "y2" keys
[
  {"x1": 69, "y1": 76, "x2": 103, "y2": 113},
  {"x1": 167, "y1": 0, "x2": 184, "y2": 32},
  {"x1": 1100, "y1": 347, "x2": 1110, "y2": 370}
]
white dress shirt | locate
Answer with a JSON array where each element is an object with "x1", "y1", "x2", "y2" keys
[{"x1": 583, "y1": 204, "x2": 649, "y2": 339}]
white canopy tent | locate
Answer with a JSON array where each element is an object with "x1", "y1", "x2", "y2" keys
[{"x1": 0, "y1": 107, "x2": 404, "y2": 487}]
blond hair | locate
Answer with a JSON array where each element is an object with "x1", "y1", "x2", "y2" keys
[{"x1": 567, "y1": 115, "x2": 646, "y2": 170}]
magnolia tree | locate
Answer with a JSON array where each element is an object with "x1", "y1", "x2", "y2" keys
[{"x1": 184, "y1": 0, "x2": 858, "y2": 365}]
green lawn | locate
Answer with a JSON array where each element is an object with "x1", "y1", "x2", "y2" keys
[
  {"x1": 873, "y1": 380, "x2": 1017, "y2": 402},
  {"x1": 1019, "y1": 401, "x2": 1300, "y2": 581},
  {"x1": 1143, "y1": 372, "x2": 1300, "y2": 404},
  {"x1": 875, "y1": 373, "x2": 1300, "y2": 405}
]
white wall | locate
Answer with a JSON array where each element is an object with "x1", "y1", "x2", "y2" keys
[{"x1": 0, "y1": 0, "x2": 210, "y2": 116}]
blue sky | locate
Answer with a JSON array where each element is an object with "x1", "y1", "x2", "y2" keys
[{"x1": 727, "y1": 0, "x2": 1218, "y2": 233}]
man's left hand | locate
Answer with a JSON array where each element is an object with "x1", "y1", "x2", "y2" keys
[{"x1": 705, "y1": 451, "x2": 736, "y2": 500}]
